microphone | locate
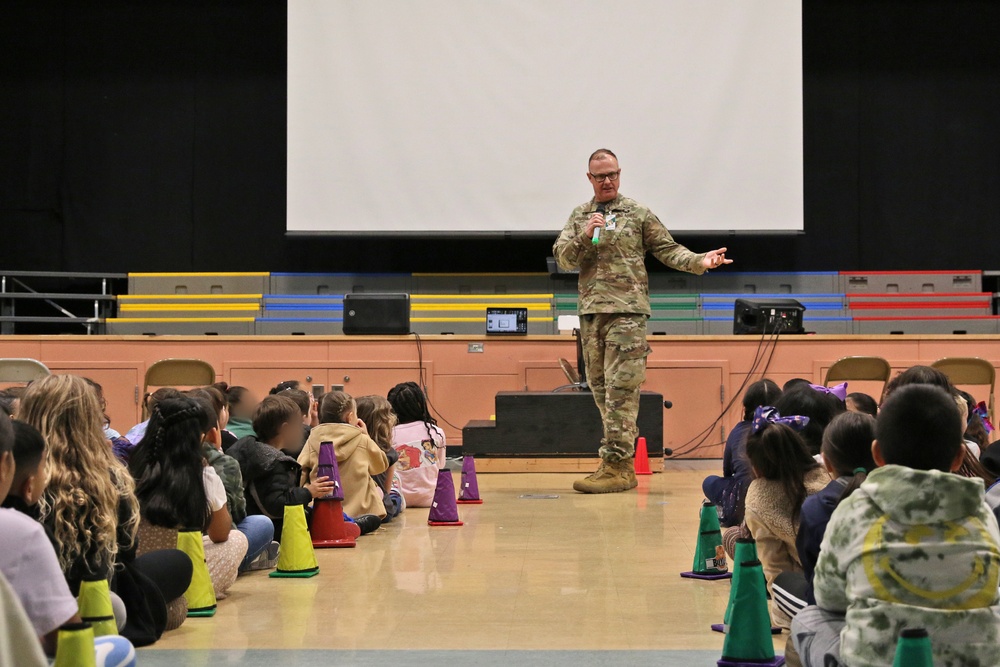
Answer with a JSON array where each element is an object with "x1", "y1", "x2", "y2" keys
[{"x1": 592, "y1": 202, "x2": 606, "y2": 245}]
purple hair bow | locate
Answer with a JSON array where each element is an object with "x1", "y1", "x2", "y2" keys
[
  {"x1": 751, "y1": 406, "x2": 810, "y2": 436},
  {"x1": 972, "y1": 401, "x2": 995, "y2": 433},
  {"x1": 809, "y1": 382, "x2": 848, "y2": 402}
]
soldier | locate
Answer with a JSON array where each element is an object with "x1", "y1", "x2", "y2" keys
[{"x1": 553, "y1": 149, "x2": 733, "y2": 493}]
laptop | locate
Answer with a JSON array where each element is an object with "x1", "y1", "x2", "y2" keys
[{"x1": 486, "y1": 307, "x2": 528, "y2": 335}]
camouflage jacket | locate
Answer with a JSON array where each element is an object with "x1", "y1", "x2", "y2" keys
[
  {"x1": 552, "y1": 194, "x2": 707, "y2": 315},
  {"x1": 814, "y1": 465, "x2": 1000, "y2": 667},
  {"x1": 203, "y1": 442, "x2": 247, "y2": 525}
]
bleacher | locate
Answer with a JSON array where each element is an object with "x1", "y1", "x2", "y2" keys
[{"x1": 0, "y1": 268, "x2": 987, "y2": 337}]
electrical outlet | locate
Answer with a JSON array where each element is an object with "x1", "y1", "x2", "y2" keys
[{"x1": 468, "y1": 343, "x2": 484, "y2": 353}]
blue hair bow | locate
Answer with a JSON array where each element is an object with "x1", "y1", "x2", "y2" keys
[
  {"x1": 751, "y1": 406, "x2": 810, "y2": 436},
  {"x1": 809, "y1": 382, "x2": 848, "y2": 402}
]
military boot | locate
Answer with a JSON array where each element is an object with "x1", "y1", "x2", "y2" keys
[{"x1": 572, "y1": 458, "x2": 638, "y2": 494}]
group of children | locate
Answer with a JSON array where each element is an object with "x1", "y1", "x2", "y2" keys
[
  {"x1": 0, "y1": 375, "x2": 447, "y2": 660},
  {"x1": 703, "y1": 368, "x2": 1000, "y2": 667}
]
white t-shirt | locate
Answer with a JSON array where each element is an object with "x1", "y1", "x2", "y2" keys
[
  {"x1": 0, "y1": 508, "x2": 78, "y2": 638},
  {"x1": 391, "y1": 421, "x2": 447, "y2": 508},
  {"x1": 202, "y1": 466, "x2": 228, "y2": 513}
]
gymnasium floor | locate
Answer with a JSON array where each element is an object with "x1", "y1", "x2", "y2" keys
[{"x1": 140, "y1": 465, "x2": 782, "y2": 666}]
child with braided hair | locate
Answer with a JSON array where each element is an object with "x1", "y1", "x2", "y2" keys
[
  {"x1": 387, "y1": 382, "x2": 448, "y2": 508},
  {"x1": 131, "y1": 397, "x2": 248, "y2": 601}
]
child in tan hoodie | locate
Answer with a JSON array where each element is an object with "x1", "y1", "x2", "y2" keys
[{"x1": 298, "y1": 391, "x2": 389, "y2": 520}]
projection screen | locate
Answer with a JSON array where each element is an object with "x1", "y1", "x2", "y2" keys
[{"x1": 287, "y1": 1, "x2": 803, "y2": 235}]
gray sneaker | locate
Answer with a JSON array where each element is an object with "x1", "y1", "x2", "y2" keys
[{"x1": 248, "y1": 541, "x2": 280, "y2": 571}]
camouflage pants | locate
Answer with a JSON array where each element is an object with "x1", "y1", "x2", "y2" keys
[{"x1": 580, "y1": 313, "x2": 650, "y2": 462}]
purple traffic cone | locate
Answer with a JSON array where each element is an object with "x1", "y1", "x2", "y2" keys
[
  {"x1": 316, "y1": 441, "x2": 344, "y2": 501},
  {"x1": 457, "y1": 456, "x2": 483, "y2": 504},
  {"x1": 428, "y1": 468, "x2": 463, "y2": 526},
  {"x1": 311, "y1": 441, "x2": 356, "y2": 548}
]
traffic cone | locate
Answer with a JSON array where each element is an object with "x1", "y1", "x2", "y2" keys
[
  {"x1": 53, "y1": 622, "x2": 97, "y2": 667},
  {"x1": 270, "y1": 504, "x2": 320, "y2": 578},
  {"x1": 711, "y1": 538, "x2": 781, "y2": 634},
  {"x1": 428, "y1": 468, "x2": 463, "y2": 526},
  {"x1": 893, "y1": 628, "x2": 933, "y2": 666},
  {"x1": 311, "y1": 442, "x2": 357, "y2": 548},
  {"x1": 680, "y1": 500, "x2": 731, "y2": 580},
  {"x1": 717, "y1": 559, "x2": 785, "y2": 666},
  {"x1": 634, "y1": 436, "x2": 652, "y2": 475},
  {"x1": 176, "y1": 530, "x2": 216, "y2": 617},
  {"x1": 77, "y1": 577, "x2": 118, "y2": 637},
  {"x1": 457, "y1": 456, "x2": 484, "y2": 504}
]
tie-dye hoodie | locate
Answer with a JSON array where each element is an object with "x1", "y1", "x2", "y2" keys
[{"x1": 814, "y1": 465, "x2": 1000, "y2": 667}]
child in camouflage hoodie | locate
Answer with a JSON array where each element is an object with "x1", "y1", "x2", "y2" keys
[{"x1": 793, "y1": 384, "x2": 1000, "y2": 667}]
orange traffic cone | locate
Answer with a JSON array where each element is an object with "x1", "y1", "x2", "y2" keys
[
  {"x1": 634, "y1": 436, "x2": 652, "y2": 475},
  {"x1": 311, "y1": 442, "x2": 357, "y2": 548}
]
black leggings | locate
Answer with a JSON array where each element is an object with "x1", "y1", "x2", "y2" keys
[{"x1": 133, "y1": 549, "x2": 192, "y2": 603}]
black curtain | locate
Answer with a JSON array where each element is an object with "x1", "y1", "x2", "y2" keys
[{"x1": 2, "y1": 1, "x2": 998, "y2": 274}]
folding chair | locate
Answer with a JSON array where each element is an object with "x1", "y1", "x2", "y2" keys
[
  {"x1": 824, "y1": 356, "x2": 892, "y2": 401},
  {"x1": 932, "y1": 357, "x2": 996, "y2": 425}
]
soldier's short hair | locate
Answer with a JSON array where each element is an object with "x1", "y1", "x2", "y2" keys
[
  {"x1": 589, "y1": 148, "x2": 617, "y2": 164},
  {"x1": 876, "y1": 384, "x2": 963, "y2": 471}
]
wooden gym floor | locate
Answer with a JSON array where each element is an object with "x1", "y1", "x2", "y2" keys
[{"x1": 139, "y1": 465, "x2": 784, "y2": 666}]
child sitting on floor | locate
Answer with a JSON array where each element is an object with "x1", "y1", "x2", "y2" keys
[
  {"x1": 844, "y1": 392, "x2": 877, "y2": 417},
  {"x1": 356, "y1": 395, "x2": 405, "y2": 522},
  {"x1": 772, "y1": 411, "x2": 877, "y2": 623},
  {"x1": 793, "y1": 384, "x2": 1000, "y2": 667},
  {"x1": 742, "y1": 406, "x2": 830, "y2": 630},
  {"x1": 0, "y1": 422, "x2": 50, "y2": 524},
  {"x1": 299, "y1": 391, "x2": 389, "y2": 522},
  {"x1": 703, "y1": 379, "x2": 782, "y2": 527},
  {"x1": 387, "y1": 382, "x2": 448, "y2": 508},
  {"x1": 228, "y1": 395, "x2": 335, "y2": 540}
]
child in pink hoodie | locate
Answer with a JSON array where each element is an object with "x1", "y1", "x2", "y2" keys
[{"x1": 387, "y1": 382, "x2": 447, "y2": 508}]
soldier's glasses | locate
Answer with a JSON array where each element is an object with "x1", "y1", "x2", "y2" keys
[{"x1": 589, "y1": 171, "x2": 620, "y2": 182}]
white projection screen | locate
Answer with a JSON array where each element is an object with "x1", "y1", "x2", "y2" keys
[{"x1": 287, "y1": 1, "x2": 803, "y2": 235}]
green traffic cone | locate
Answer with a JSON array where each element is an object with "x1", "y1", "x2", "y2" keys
[
  {"x1": 718, "y1": 560, "x2": 785, "y2": 667},
  {"x1": 76, "y1": 577, "x2": 118, "y2": 637},
  {"x1": 893, "y1": 628, "x2": 933, "y2": 666},
  {"x1": 53, "y1": 622, "x2": 96, "y2": 667},
  {"x1": 723, "y1": 538, "x2": 759, "y2": 628},
  {"x1": 681, "y1": 500, "x2": 731, "y2": 580},
  {"x1": 177, "y1": 529, "x2": 217, "y2": 617}
]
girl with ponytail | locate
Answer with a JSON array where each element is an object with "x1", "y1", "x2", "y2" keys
[
  {"x1": 387, "y1": 382, "x2": 447, "y2": 508},
  {"x1": 131, "y1": 397, "x2": 248, "y2": 600}
]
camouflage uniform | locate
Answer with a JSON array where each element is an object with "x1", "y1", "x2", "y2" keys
[
  {"x1": 795, "y1": 465, "x2": 1000, "y2": 667},
  {"x1": 553, "y1": 194, "x2": 706, "y2": 461},
  {"x1": 204, "y1": 442, "x2": 248, "y2": 524}
]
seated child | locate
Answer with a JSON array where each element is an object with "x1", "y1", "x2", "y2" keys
[
  {"x1": 793, "y1": 384, "x2": 1000, "y2": 667},
  {"x1": 1, "y1": 422, "x2": 50, "y2": 524},
  {"x1": 845, "y1": 391, "x2": 878, "y2": 417},
  {"x1": 743, "y1": 406, "x2": 830, "y2": 630},
  {"x1": 131, "y1": 397, "x2": 248, "y2": 601},
  {"x1": 228, "y1": 395, "x2": 334, "y2": 539},
  {"x1": 775, "y1": 385, "x2": 845, "y2": 457},
  {"x1": 224, "y1": 385, "x2": 259, "y2": 441},
  {"x1": 187, "y1": 389, "x2": 277, "y2": 572},
  {"x1": 0, "y1": 415, "x2": 80, "y2": 657},
  {"x1": 703, "y1": 379, "x2": 781, "y2": 527},
  {"x1": 387, "y1": 382, "x2": 448, "y2": 508},
  {"x1": 356, "y1": 395, "x2": 405, "y2": 521},
  {"x1": 772, "y1": 411, "x2": 876, "y2": 622},
  {"x1": 299, "y1": 391, "x2": 389, "y2": 521}
]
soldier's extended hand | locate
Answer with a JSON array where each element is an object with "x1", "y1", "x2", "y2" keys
[
  {"x1": 586, "y1": 213, "x2": 605, "y2": 239},
  {"x1": 702, "y1": 247, "x2": 733, "y2": 269}
]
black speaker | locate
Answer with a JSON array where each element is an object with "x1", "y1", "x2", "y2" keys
[
  {"x1": 733, "y1": 298, "x2": 805, "y2": 334},
  {"x1": 343, "y1": 293, "x2": 410, "y2": 335}
]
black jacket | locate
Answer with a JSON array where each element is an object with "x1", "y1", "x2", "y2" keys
[{"x1": 227, "y1": 435, "x2": 311, "y2": 533}]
